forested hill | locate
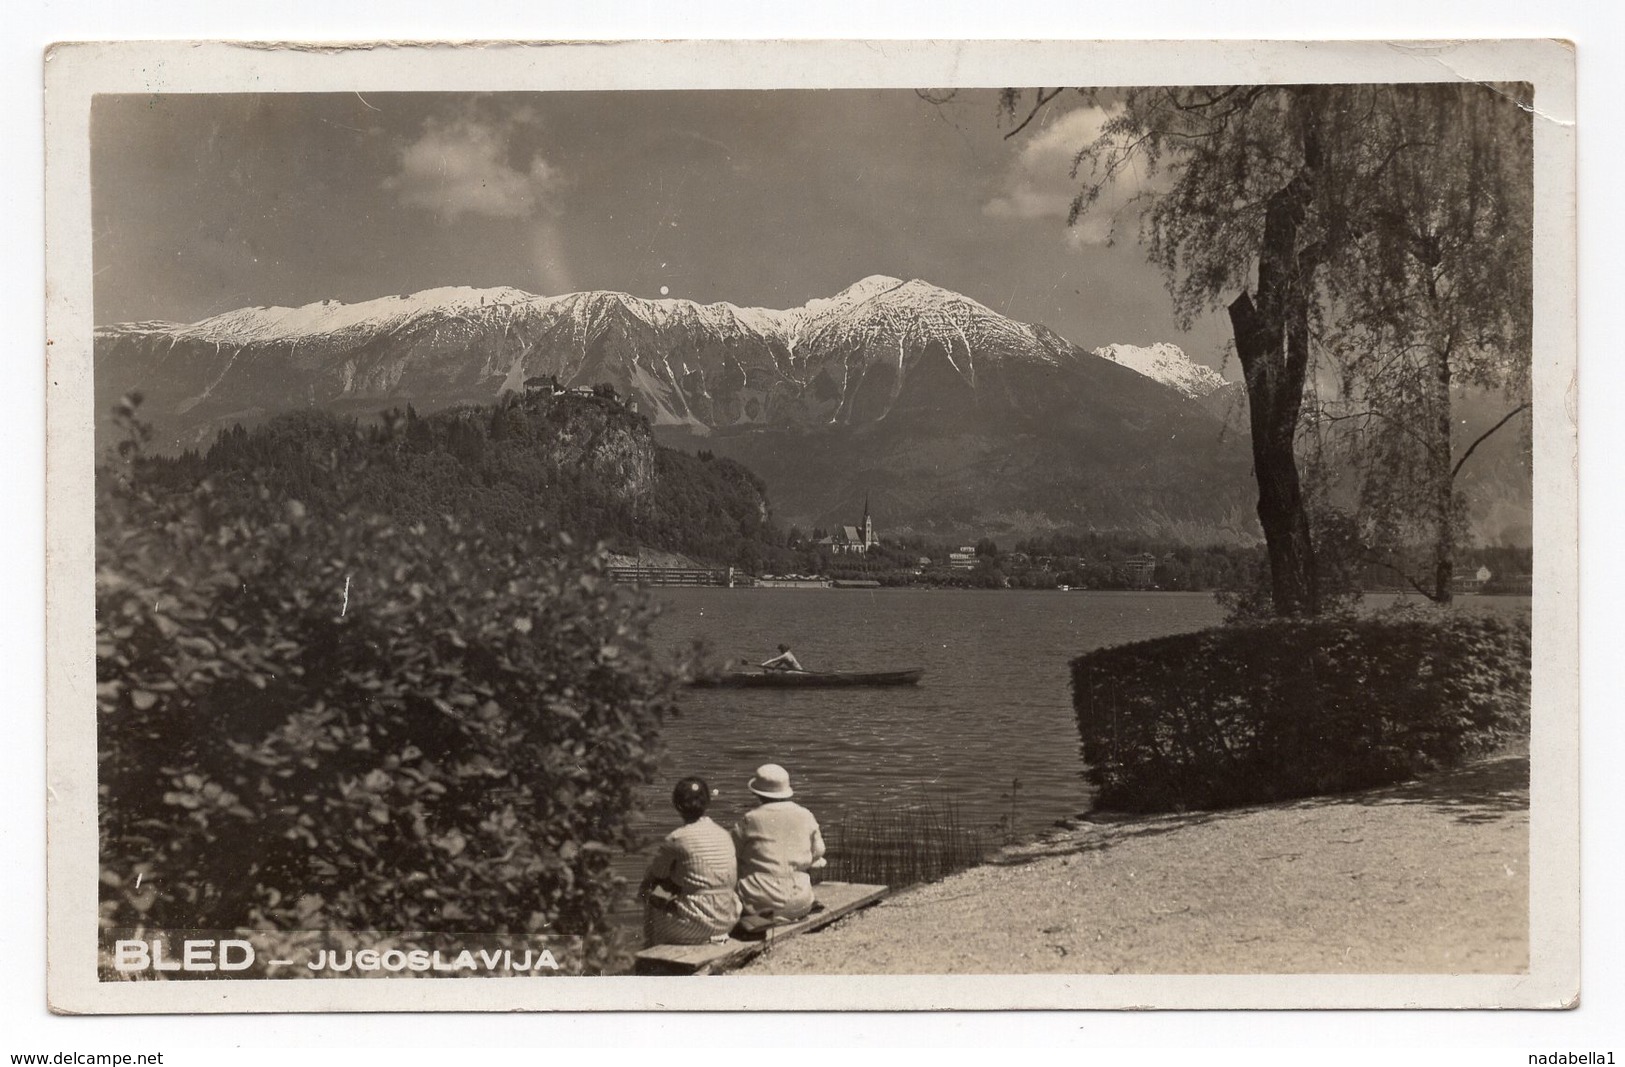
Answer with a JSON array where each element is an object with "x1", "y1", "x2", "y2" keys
[{"x1": 128, "y1": 390, "x2": 786, "y2": 571}]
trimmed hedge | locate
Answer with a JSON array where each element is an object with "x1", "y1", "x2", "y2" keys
[
  {"x1": 97, "y1": 431, "x2": 682, "y2": 974},
  {"x1": 1071, "y1": 611, "x2": 1531, "y2": 813}
]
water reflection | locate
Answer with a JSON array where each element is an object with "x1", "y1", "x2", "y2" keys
[{"x1": 622, "y1": 590, "x2": 1226, "y2": 885}]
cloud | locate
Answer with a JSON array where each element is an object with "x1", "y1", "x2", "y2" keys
[
  {"x1": 983, "y1": 105, "x2": 1145, "y2": 248},
  {"x1": 384, "y1": 115, "x2": 564, "y2": 220},
  {"x1": 529, "y1": 218, "x2": 575, "y2": 295},
  {"x1": 982, "y1": 186, "x2": 1073, "y2": 220}
]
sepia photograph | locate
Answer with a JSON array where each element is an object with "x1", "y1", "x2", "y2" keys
[{"x1": 43, "y1": 38, "x2": 1578, "y2": 1014}]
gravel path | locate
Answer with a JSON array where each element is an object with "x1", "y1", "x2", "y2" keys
[{"x1": 739, "y1": 752, "x2": 1528, "y2": 975}]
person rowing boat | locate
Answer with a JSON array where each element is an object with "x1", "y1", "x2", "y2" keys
[
  {"x1": 692, "y1": 666, "x2": 924, "y2": 688},
  {"x1": 759, "y1": 644, "x2": 805, "y2": 672}
]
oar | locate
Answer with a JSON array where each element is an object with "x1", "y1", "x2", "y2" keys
[
  {"x1": 747, "y1": 655, "x2": 810, "y2": 673},
  {"x1": 744, "y1": 655, "x2": 801, "y2": 673}
]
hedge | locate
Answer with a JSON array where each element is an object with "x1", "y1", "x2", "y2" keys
[
  {"x1": 96, "y1": 433, "x2": 682, "y2": 975},
  {"x1": 1071, "y1": 611, "x2": 1531, "y2": 813}
]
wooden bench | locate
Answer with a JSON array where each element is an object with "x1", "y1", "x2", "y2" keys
[{"x1": 633, "y1": 882, "x2": 887, "y2": 975}]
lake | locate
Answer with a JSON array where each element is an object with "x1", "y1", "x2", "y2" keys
[
  {"x1": 617, "y1": 589, "x2": 1225, "y2": 893},
  {"x1": 617, "y1": 588, "x2": 1532, "y2": 903}
]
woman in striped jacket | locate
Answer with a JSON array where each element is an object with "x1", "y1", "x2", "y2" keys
[{"x1": 640, "y1": 777, "x2": 742, "y2": 946}]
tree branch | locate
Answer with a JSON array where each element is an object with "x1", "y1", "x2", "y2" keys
[
  {"x1": 1168, "y1": 86, "x2": 1241, "y2": 112},
  {"x1": 1179, "y1": 85, "x2": 1271, "y2": 128},
  {"x1": 1360, "y1": 548, "x2": 1444, "y2": 602},
  {"x1": 1310, "y1": 402, "x2": 1439, "y2": 453},
  {"x1": 1003, "y1": 89, "x2": 1066, "y2": 141},
  {"x1": 1451, "y1": 402, "x2": 1531, "y2": 481},
  {"x1": 1364, "y1": 139, "x2": 1436, "y2": 184}
]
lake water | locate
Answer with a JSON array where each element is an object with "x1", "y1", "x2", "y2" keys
[
  {"x1": 617, "y1": 588, "x2": 1532, "y2": 902},
  {"x1": 619, "y1": 589, "x2": 1226, "y2": 889}
]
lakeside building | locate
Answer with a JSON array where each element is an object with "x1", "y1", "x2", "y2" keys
[
  {"x1": 1488, "y1": 572, "x2": 1532, "y2": 595},
  {"x1": 1121, "y1": 552, "x2": 1158, "y2": 588},
  {"x1": 756, "y1": 575, "x2": 834, "y2": 588},
  {"x1": 606, "y1": 563, "x2": 739, "y2": 587},
  {"x1": 815, "y1": 497, "x2": 880, "y2": 554},
  {"x1": 1452, "y1": 564, "x2": 1494, "y2": 594},
  {"x1": 947, "y1": 546, "x2": 978, "y2": 570}
]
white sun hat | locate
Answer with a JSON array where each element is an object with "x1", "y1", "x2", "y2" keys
[{"x1": 748, "y1": 763, "x2": 794, "y2": 800}]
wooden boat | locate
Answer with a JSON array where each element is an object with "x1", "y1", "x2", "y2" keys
[{"x1": 690, "y1": 667, "x2": 925, "y2": 689}]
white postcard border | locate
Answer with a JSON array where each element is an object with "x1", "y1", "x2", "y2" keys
[{"x1": 44, "y1": 37, "x2": 1579, "y2": 1014}]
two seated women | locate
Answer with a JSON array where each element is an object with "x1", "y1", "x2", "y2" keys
[{"x1": 640, "y1": 763, "x2": 826, "y2": 946}]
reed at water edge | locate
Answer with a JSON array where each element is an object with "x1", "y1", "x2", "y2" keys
[{"x1": 819, "y1": 799, "x2": 991, "y2": 889}]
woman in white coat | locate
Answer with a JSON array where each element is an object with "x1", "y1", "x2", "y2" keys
[{"x1": 732, "y1": 763, "x2": 826, "y2": 923}]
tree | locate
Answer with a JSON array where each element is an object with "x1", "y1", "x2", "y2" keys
[
  {"x1": 1001, "y1": 84, "x2": 1532, "y2": 615},
  {"x1": 1318, "y1": 85, "x2": 1533, "y2": 603}
]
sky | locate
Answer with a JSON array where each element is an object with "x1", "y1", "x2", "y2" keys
[{"x1": 91, "y1": 90, "x2": 1235, "y2": 371}]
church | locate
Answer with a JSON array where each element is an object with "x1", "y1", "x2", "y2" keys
[{"x1": 819, "y1": 497, "x2": 879, "y2": 554}]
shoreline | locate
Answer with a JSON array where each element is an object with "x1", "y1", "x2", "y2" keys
[
  {"x1": 738, "y1": 751, "x2": 1530, "y2": 975},
  {"x1": 637, "y1": 582, "x2": 1535, "y2": 597}
]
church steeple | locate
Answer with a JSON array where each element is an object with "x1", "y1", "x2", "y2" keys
[{"x1": 861, "y1": 493, "x2": 875, "y2": 548}]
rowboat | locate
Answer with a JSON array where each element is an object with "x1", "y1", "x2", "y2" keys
[{"x1": 690, "y1": 667, "x2": 925, "y2": 689}]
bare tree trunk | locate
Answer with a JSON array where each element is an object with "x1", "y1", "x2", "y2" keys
[
  {"x1": 1224, "y1": 96, "x2": 1325, "y2": 617},
  {"x1": 1431, "y1": 347, "x2": 1456, "y2": 604},
  {"x1": 1231, "y1": 291, "x2": 1319, "y2": 616}
]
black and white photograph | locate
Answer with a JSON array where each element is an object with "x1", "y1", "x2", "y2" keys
[{"x1": 42, "y1": 38, "x2": 1578, "y2": 1014}]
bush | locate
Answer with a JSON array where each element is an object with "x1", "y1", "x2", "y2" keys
[
  {"x1": 96, "y1": 419, "x2": 683, "y2": 974},
  {"x1": 1071, "y1": 610, "x2": 1531, "y2": 813}
]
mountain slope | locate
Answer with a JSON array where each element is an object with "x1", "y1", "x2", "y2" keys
[
  {"x1": 96, "y1": 279, "x2": 1259, "y2": 542},
  {"x1": 1092, "y1": 343, "x2": 1229, "y2": 401}
]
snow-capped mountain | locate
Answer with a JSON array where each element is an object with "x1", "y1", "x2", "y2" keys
[
  {"x1": 1091, "y1": 343, "x2": 1229, "y2": 400},
  {"x1": 95, "y1": 278, "x2": 1260, "y2": 540},
  {"x1": 96, "y1": 276, "x2": 1098, "y2": 435}
]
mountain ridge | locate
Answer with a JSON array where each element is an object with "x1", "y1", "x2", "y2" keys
[
  {"x1": 98, "y1": 279, "x2": 1229, "y2": 414},
  {"x1": 95, "y1": 278, "x2": 1259, "y2": 542}
]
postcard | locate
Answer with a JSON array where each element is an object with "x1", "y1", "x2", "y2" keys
[{"x1": 44, "y1": 38, "x2": 1578, "y2": 1012}]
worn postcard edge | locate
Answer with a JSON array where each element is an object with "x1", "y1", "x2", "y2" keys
[{"x1": 42, "y1": 37, "x2": 1580, "y2": 1014}]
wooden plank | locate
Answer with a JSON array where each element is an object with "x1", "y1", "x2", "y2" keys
[{"x1": 633, "y1": 882, "x2": 887, "y2": 975}]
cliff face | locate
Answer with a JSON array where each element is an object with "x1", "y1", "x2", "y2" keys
[{"x1": 537, "y1": 397, "x2": 659, "y2": 514}]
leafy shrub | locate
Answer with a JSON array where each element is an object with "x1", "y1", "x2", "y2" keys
[
  {"x1": 1071, "y1": 610, "x2": 1531, "y2": 812},
  {"x1": 96, "y1": 409, "x2": 683, "y2": 974}
]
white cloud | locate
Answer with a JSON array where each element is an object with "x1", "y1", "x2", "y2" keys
[
  {"x1": 982, "y1": 185, "x2": 1073, "y2": 220},
  {"x1": 1064, "y1": 214, "x2": 1119, "y2": 248},
  {"x1": 983, "y1": 105, "x2": 1145, "y2": 248},
  {"x1": 384, "y1": 115, "x2": 564, "y2": 220},
  {"x1": 1023, "y1": 105, "x2": 1115, "y2": 168},
  {"x1": 529, "y1": 218, "x2": 575, "y2": 295}
]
